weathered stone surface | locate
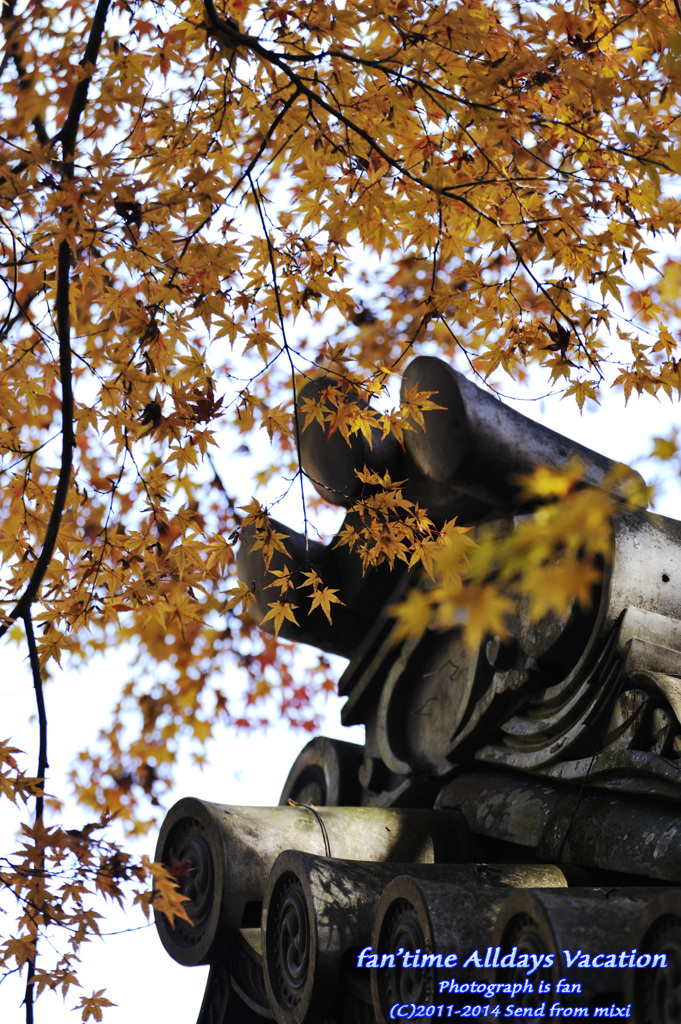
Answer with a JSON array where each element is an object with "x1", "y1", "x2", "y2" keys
[{"x1": 156, "y1": 355, "x2": 681, "y2": 1023}]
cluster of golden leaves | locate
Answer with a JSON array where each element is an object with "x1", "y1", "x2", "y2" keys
[
  {"x1": 0, "y1": 766, "x2": 182, "y2": 1013},
  {"x1": 1, "y1": 0, "x2": 681, "y2": 1015},
  {"x1": 390, "y1": 461, "x2": 627, "y2": 652}
]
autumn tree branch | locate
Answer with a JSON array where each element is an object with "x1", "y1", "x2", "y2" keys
[
  {"x1": 246, "y1": 171, "x2": 310, "y2": 553},
  {"x1": 1, "y1": 5, "x2": 112, "y2": 1017},
  {"x1": 55, "y1": 0, "x2": 112, "y2": 165},
  {"x1": 24, "y1": 612, "x2": 47, "y2": 822},
  {"x1": 22, "y1": 609, "x2": 47, "y2": 1023},
  {"x1": 0, "y1": 0, "x2": 112, "y2": 641},
  {"x1": 226, "y1": 29, "x2": 601, "y2": 365}
]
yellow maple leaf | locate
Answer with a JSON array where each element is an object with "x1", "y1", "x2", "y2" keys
[
  {"x1": 526, "y1": 558, "x2": 602, "y2": 621},
  {"x1": 77, "y1": 990, "x2": 117, "y2": 1022},
  {"x1": 266, "y1": 567, "x2": 295, "y2": 593},
  {"x1": 514, "y1": 461, "x2": 584, "y2": 502},
  {"x1": 651, "y1": 433, "x2": 678, "y2": 461},
  {"x1": 399, "y1": 381, "x2": 446, "y2": 431},
  {"x1": 457, "y1": 583, "x2": 514, "y2": 653},
  {"x1": 300, "y1": 572, "x2": 344, "y2": 623},
  {"x1": 3, "y1": 933, "x2": 36, "y2": 969},
  {"x1": 261, "y1": 600, "x2": 299, "y2": 635},
  {"x1": 390, "y1": 587, "x2": 434, "y2": 643},
  {"x1": 562, "y1": 379, "x2": 600, "y2": 410},
  {"x1": 148, "y1": 861, "x2": 192, "y2": 929}
]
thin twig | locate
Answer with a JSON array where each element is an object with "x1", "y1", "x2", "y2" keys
[
  {"x1": 246, "y1": 171, "x2": 310, "y2": 556},
  {"x1": 22, "y1": 609, "x2": 47, "y2": 1024}
]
